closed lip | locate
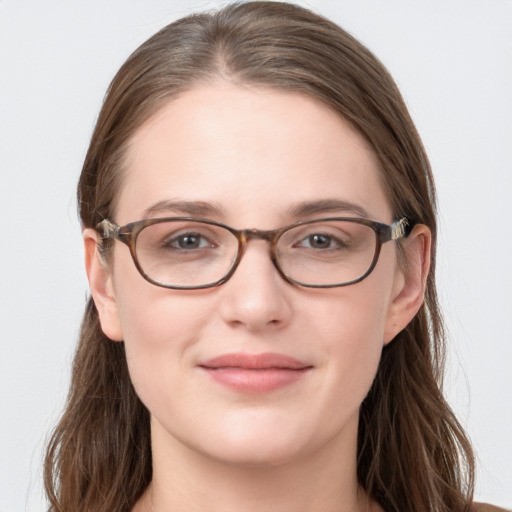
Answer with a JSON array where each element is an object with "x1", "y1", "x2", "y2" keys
[
  {"x1": 198, "y1": 352, "x2": 313, "y2": 393},
  {"x1": 199, "y1": 352, "x2": 312, "y2": 370}
]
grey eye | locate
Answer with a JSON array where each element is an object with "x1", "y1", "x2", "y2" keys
[
  {"x1": 306, "y1": 234, "x2": 332, "y2": 249},
  {"x1": 165, "y1": 232, "x2": 211, "y2": 250}
]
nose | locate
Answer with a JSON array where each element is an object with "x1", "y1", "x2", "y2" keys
[{"x1": 218, "y1": 240, "x2": 293, "y2": 331}]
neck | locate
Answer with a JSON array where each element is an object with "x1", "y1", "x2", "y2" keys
[{"x1": 134, "y1": 416, "x2": 381, "y2": 512}]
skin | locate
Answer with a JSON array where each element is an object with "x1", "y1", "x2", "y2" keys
[{"x1": 84, "y1": 83, "x2": 430, "y2": 512}]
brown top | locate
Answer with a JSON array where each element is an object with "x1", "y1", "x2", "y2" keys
[{"x1": 473, "y1": 503, "x2": 511, "y2": 512}]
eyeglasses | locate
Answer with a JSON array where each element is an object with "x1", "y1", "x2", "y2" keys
[{"x1": 97, "y1": 216, "x2": 410, "y2": 290}]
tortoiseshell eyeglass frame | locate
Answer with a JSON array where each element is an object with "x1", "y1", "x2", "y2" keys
[{"x1": 96, "y1": 216, "x2": 411, "y2": 290}]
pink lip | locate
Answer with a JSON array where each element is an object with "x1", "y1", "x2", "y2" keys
[{"x1": 199, "y1": 353, "x2": 313, "y2": 393}]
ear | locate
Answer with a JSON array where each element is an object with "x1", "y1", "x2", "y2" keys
[
  {"x1": 83, "y1": 228, "x2": 124, "y2": 341},
  {"x1": 383, "y1": 224, "x2": 431, "y2": 345}
]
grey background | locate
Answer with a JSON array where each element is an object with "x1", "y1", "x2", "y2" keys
[{"x1": 1, "y1": 0, "x2": 511, "y2": 510}]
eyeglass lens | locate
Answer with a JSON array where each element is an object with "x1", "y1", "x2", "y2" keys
[{"x1": 133, "y1": 219, "x2": 378, "y2": 288}]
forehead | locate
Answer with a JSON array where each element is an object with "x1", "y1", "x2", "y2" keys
[{"x1": 117, "y1": 84, "x2": 391, "y2": 226}]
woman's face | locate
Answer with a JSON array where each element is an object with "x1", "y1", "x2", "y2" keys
[{"x1": 88, "y1": 84, "x2": 421, "y2": 468}]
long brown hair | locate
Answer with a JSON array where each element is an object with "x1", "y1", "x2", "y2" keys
[{"x1": 44, "y1": 2, "x2": 475, "y2": 511}]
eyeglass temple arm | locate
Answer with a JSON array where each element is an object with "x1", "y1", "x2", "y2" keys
[
  {"x1": 390, "y1": 218, "x2": 410, "y2": 240},
  {"x1": 96, "y1": 219, "x2": 120, "y2": 239}
]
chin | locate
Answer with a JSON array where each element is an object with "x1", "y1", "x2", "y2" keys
[
  {"x1": 190, "y1": 418, "x2": 320, "y2": 469},
  {"x1": 201, "y1": 441, "x2": 305, "y2": 469}
]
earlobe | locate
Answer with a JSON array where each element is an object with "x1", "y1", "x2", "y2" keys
[
  {"x1": 83, "y1": 228, "x2": 124, "y2": 342},
  {"x1": 383, "y1": 224, "x2": 431, "y2": 345}
]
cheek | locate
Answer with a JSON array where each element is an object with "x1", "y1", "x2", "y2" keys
[
  {"x1": 304, "y1": 278, "x2": 391, "y2": 355},
  {"x1": 315, "y1": 299, "x2": 385, "y2": 390},
  {"x1": 110, "y1": 250, "x2": 215, "y2": 400},
  {"x1": 301, "y1": 270, "x2": 394, "y2": 404},
  {"x1": 117, "y1": 292, "x2": 218, "y2": 422}
]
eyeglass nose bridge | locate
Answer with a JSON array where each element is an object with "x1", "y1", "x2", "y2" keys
[
  {"x1": 239, "y1": 227, "x2": 281, "y2": 243},
  {"x1": 226, "y1": 227, "x2": 288, "y2": 284},
  {"x1": 237, "y1": 227, "x2": 283, "y2": 257}
]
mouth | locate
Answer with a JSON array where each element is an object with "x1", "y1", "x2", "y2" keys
[{"x1": 198, "y1": 352, "x2": 313, "y2": 393}]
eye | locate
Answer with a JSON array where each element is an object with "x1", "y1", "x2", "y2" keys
[
  {"x1": 296, "y1": 232, "x2": 349, "y2": 250},
  {"x1": 302, "y1": 233, "x2": 334, "y2": 249},
  {"x1": 164, "y1": 232, "x2": 212, "y2": 250}
]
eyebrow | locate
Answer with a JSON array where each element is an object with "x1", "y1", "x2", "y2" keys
[
  {"x1": 288, "y1": 199, "x2": 370, "y2": 219},
  {"x1": 142, "y1": 200, "x2": 225, "y2": 219},
  {"x1": 142, "y1": 198, "x2": 370, "y2": 222}
]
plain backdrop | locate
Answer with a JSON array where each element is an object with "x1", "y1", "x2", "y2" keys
[{"x1": 0, "y1": 1, "x2": 511, "y2": 510}]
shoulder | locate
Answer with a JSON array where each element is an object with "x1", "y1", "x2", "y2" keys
[{"x1": 472, "y1": 503, "x2": 511, "y2": 512}]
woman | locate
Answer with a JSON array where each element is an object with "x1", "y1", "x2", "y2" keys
[{"x1": 43, "y1": 2, "x2": 504, "y2": 511}]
